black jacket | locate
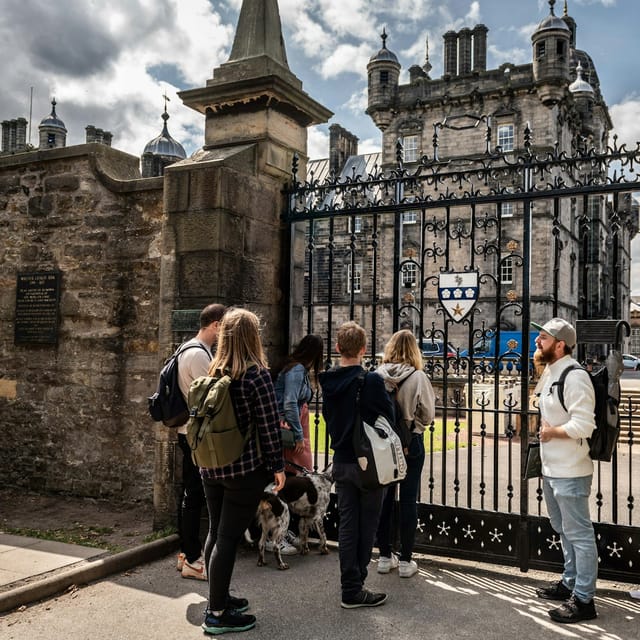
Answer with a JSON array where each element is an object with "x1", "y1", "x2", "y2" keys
[{"x1": 319, "y1": 365, "x2": 394, "y2": 463}]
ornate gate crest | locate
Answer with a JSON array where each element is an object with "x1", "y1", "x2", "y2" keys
[{"x1": 438, "y1": 272, "x2": 479, "y2": 322}]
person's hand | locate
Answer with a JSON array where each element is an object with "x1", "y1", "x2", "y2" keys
[
  {"x1": 294, "y1": 440, "x2": 305, "y2": 454},
  {"x1": 273, "y1": 471, "x2": 286, "y2": 493},
  {"x1": 539, "y1": 419, "x2": 553, "y2": 442}
]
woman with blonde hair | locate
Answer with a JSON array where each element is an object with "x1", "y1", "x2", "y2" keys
[
  {"x1": 199, "y1": 308, "x2": 285, "y2": 635},
  {"x1": 375, "y1": 329, "x2": 435, "y2": 578}
]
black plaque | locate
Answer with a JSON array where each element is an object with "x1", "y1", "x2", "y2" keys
[
  {"x1": 171, "y1": 309, "x2": 201, "y2": 333},
  {"x1": 15, "y1": 271, "x2": 61, "y2": 344}
]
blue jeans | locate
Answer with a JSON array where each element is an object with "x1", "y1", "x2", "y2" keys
[
  {"x1": 543, "y1": 475, "x2": 598, "y2": 602},
  {"x1": 377, "y1": 433, "x2": 425, "y2": 561},
  {"x1": 332, "y1": 462, "x2": 384, "y2": 600}
]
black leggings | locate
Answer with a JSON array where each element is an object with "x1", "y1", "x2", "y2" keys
[{"x1": 202, "y1": 467, "x2": 271, "y2": 611}]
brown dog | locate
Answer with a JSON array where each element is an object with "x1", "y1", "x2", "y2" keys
[{"x1": 256, "y1": 492, "x2": 290, "y2": 570}]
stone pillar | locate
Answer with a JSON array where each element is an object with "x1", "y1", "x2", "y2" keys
[{"x1": 152, "y1": 0, "x2": 332, "y2": 528}]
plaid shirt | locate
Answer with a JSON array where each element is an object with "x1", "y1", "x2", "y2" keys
[{"x1": 200, "y1": 366, "x2": 284, "y2": 480}]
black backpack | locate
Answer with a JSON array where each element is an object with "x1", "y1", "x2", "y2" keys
[
  {"x1": 554, "y1": 364, "x2": 620, "y2": 462},
  {"x1": 148, "y1": 343, "x2": 210, "y2": 428}
]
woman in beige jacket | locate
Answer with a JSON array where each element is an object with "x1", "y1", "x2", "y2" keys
[{"x1": 375, "y1": 330, "x2": 436, "y2": 578}]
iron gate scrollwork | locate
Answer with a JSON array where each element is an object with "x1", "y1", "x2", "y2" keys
[{"x1": 285, "y1": 125, "x2": 640, "y2": 582}]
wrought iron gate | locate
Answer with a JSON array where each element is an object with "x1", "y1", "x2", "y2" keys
[{"x1": 284, "y1": 127, "x2": 640, "y2": 582}]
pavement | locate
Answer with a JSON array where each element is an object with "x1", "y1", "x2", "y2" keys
[
  {"x1": 1, "y1": 374, "x2": 638, "y2": 636},
  {"x1": 1, "y1": 532, "x2": 639, "y2": 639}
]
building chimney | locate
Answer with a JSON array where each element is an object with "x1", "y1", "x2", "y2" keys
[
  {"x1": 458, "y1": 28, "x2": 472, "y2": 75},
  {"x1": 329, "y1": 124, "x2": 358, "y2": 175},
  {"x1": 443, "y1": 31, "x2": 458, "y2": 76},
  {"x1": 472, "y1": 24, "x2": 488, "y2": 72}
]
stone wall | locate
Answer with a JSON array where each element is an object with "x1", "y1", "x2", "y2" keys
[{"x1": 0, "y1": 144, "x2": 164, "y2": 502}]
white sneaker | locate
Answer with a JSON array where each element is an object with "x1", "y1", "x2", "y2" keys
[
  {"x1": 181, "y1": 556, "x2": 207, "y2": 580},
  {"x1": 265, "y1": 539, "x2": 298, "y2": 555},
  {"x1": 377, "y1": 554, "x2": 399, "y2": 574},
  {"x1": 285, "y1": 530, "x2": 300, "y2": 548},
  {"x1": 399, "y1": 560, "x2": 418, "y2": 578}
]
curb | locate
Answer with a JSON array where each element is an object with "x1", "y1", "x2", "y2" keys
[{"x1": 0, "y1": 533, "x2": 179, "y2": 614}]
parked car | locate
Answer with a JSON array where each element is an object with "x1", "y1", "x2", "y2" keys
[
  {"x1": 374, "y1": 338, "x2": 456, "y2": 361},
  {"x1": 622, "y1": 354, "x2": 640, "y2": 370},
  {"x1": 420, "y1": 339, "x2": 457, "y2": 358}
]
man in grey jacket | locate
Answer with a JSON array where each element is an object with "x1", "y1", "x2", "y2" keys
[{"x1": 532, "y1": 317, "x2": 598, "y2": 623}]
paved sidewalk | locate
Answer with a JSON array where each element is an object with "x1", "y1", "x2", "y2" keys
[
  {"x1": 0, "y1": 534, "x2": 104, "y2": 589},
  {"x1": 1, "y1": 534, "x2": 639, "y2": 639}
]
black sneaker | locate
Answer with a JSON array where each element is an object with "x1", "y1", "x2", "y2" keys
[
  {"x1": 202, "y1": 609, "x2": 256, "y2": 635},
  {"x1": 536, "y1": 580, "x2": 572, "y2": 601},
  {"x1": 341, "y1": 589, "x2": 388, "y2": 609},
  {"x1": 227, "y1": 595, "x2": 249, "y2": 613},
  {"x1": 548, "y1": 595, "x2": 597, "y2": 624}
]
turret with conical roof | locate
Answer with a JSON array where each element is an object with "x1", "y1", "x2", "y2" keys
[
  {"x1": 366, "y1": 29, "x2": 401, "y2": 131},
  {"x1": 531, "y1": 0, "x2": 571, "y2": 106},
  {"x1": 141, "y1": 100, "x2": 186, "y2": 178},
  {"x1": 38, "y1": 99, "x2": 67, "y2": 149}
]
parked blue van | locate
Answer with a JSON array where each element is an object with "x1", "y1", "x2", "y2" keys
[{"x1": 460, "y1": 330, "x2": 538, "y2": 361}]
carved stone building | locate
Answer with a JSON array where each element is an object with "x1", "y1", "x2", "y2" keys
[{"x1": 305, "y1": 0, "x2": 636, "y2": 352}]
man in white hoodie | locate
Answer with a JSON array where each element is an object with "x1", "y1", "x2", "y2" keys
[{"x1": 532, "y1": 317, "x2": 598, "y2": 624}]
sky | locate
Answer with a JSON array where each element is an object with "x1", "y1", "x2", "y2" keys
[{"x1": 1, "y1": 0, "x2": 639, "y2": 287}]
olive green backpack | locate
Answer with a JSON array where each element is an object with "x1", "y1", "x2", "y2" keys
[{"x1": 186, "y1": 374, "x2": 253, "y2": 468}]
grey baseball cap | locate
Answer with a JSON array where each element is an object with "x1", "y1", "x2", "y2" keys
[{"x1": 531, "y1": 318, "x2": 576, "y2": 348}]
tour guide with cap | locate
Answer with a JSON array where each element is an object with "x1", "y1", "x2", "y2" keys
[{"x1": 530, "y1": 317, "x2": 599, "y2": 624}]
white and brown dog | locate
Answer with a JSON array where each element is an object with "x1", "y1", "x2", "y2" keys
[
  {"x1": 276, "y1": 469, "x2": 331, "y2": 555},
  {"x1": 256, "y1": 491, "x2": 290, "y2": 570}
]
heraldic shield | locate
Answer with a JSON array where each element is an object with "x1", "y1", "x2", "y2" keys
[{"x1": 438, "y1": 272, "x2": 479, "y2": 323}]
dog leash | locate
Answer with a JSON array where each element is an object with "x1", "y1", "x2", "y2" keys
[{"x1": 284, "y1": 460, "x2": 332, "y2": 475}]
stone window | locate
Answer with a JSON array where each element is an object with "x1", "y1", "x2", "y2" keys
[
  {"x1": 47, "y1": 133, "x2": 56, "y2": 147},
  {"x1": 347, "y1": 263, "x2": 362, "y2": 293},
  {"x1": 380, "y1": 70, "x2": 389, "y2": 84},
  {"x1": 349, "y1": 216, "x2": 362, "y2": 234},
  {"x1": 402, "y1": 262, "x2": 417, "y2": 287},
  {"x1": 500, "y1": 257, "x2": 513, "y2": 284},
  {"x1": 402, "y1": 134, "x2": 419, "y2": 163},
  {"x1": 403, "y1": 211, "x2": 417, "y2": 224},
  {"x1": 497, "y1": 124, "x2": 514, "y2": 152},
  {"x1": 556, "y1": 39, "x2": 566, "y2": 61},
  {"x1": 536, "y1": 41, "x2": 546, "y2": 59},
  {"x1": 499, "y1": 202, "x2": 513, "y2": 217}
]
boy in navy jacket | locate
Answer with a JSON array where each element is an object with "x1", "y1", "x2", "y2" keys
[{"x1": 319, "y1": 322, "x2": 394, "y2": 609}]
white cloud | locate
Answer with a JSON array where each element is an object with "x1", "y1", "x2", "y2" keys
[
  {"x1": 610, "y1": 96, "x2": 640, "y2": 149},
  {"x1": 308, "y1": 125, "x2": 329, "y2": 161},
  {"x1": 318, "y1": 43, "x2": 373, "y2": 80}
]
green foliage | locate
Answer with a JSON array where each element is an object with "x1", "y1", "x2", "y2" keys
[
  {"x1": 4, "y1": 524, "x2": 119, "y2": 551},
  {"x1": 309, "y1": 413, "x2": 468, "y2": 454}
]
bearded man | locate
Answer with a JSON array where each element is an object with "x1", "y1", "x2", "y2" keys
[{"x1": 531, "y1": 317, "x2": 598, "y2": 624}]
